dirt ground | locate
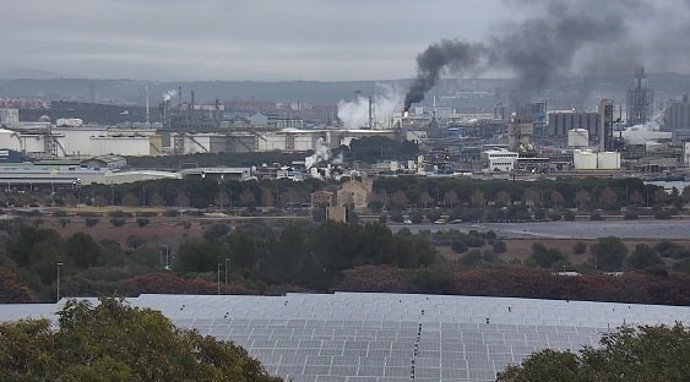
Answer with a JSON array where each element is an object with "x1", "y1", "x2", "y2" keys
[{"x1": 438, "y1": 238, "x2": 690, "y2": 266}]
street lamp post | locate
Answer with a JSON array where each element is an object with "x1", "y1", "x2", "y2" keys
[
  {"x1": 56, "y1": 262, "x2": 64, "y2": 302},
  {"x1": 217, "y1": 263, "x2": 221, "y2": 295},
  {"x1": 225, "y1": 258, "x2": 230, "y2": 284}
]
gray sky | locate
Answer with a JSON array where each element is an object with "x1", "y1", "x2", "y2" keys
[
  {"x1": 1, "y1": 0, "x2": 510, "y2": 81},
  {"x1": 2, "y1": 0, "x2": 690, "y2": 81}
]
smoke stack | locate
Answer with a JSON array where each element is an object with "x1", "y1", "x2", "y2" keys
[{"x1": 145, "y1": 85, "x2": 150, "y2": 125}]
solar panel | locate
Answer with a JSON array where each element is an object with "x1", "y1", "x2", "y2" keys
[{"x1": 4, "y1": 292, "x2": 690, "y2": 381}]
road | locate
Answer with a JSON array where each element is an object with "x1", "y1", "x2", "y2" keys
[{"x1": 390, "y1": 219, "x2": 690, "y2": 240}]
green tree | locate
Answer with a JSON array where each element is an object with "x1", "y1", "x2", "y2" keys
[
  {"x1": 590, "y1": 236, "x2": 628, "y2": 271},
  {"x1": 627, "y1": 244, "x2": 663, "y2": 270},
  {"x1": 175, "y1": 239, "x2": 226, "y2": 273},
  {"x1": 65, "y1": 232, "x2": 104, "y2": 269},
  {"x1": 498, "y1": 324, "x2": 690, "y2": 382},
  {"x1": 529, "y1": 243, "x2": 566, "y2": 269},
  {"x1": 0, "y1": 298, "x2": 279, "y2": 381}
]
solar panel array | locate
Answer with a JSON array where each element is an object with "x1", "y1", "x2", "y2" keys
[{"x1": 3, "y1": 292, "x2": 690, "y2": 382}]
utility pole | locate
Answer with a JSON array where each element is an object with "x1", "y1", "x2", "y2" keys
[
  {"x1": 56, "y1": 262, "x2": 64, "y2": 302},
  {"x1": 217, "y1": 263, "x2": 221, "y2": 295},
  {"x1": 225, "y1": 258, "x2": 230, "y2": 284}
]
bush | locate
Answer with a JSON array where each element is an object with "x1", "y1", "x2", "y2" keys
[
  {"x1": 654, "y1": 210, "x2": 673, "y2": 220},
  {"x1": 410, "y1": 211, "x2": 424, "y2": 224},
  {"x1": 492, "y1": 240, "x2": 507, "y2": 254},
  {"x1": 108, "y1": 210, "x2": 132, "y2": 218},
  {"x1": 203, "y1": 223, "x2": 230, "y2": 240},
  {"x1": 136, "y1": 218, "x2": 150, "y2": 228},
  {"x1": 390, "y1": 210, "x2": 404, "y2": 223},
  {"x1": 562, "y1": 210, "x2": 575, "y2": 221},
  {"x1": 84, "y1": 217, "x2": 100, "y2": 227},
  {"x1": 548, "y1": 212, "x2": 562, "y2": 221},
  {"x1": 624, "y1": 211, "x2": 639, "y2": 220},
  {"x1": 182, "y1": 221, "x2": 192, "y2": 229},
  {"x1": 58, "y1": 218, "x2": 71, "y2": 228},
  {"x1": 163, "y1": 209, "x2": 179, "y2": 217},
  {"x1": 110, "y1": 218, "x2": 126, "y2": 228},
  {"x1": 378, "y1": 214, "x2": 387, "y2": 224},
  {"x1": 590, "y1": 212, "x2": 603, "y2": 221},
  {"x1": 655, "y1": 240, "x2": 690, "y2": 259},
  {"x1": 367, "y1": 200, "x2": 384, "y2": 213},
  {"x1": 467, "y1": 236, "x2": 485, "y2": 248},
  {"x1": 573, "y1": 241, "x2": 587, "y2": 254},
  {"x1": 451, "y1": 240, "x2": 469, "y2": 254}
]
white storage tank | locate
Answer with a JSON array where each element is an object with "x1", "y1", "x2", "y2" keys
[
  {"x1": 573, "y1": 149, "x2": 597, "y2": 170},
  {"x1": 0, "y1": 129, "x2": 21, "y2": 151},
  {"x1": 685, "y1": 142, "x2": 690, "y2": 164},
  {"x1": 597, "y1": 151, "x2": 621, "y2": 170},
  {"x1": 567, "y1": 128, "x2": 589, "y2": 147}
]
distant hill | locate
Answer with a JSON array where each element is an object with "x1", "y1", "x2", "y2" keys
[{"x1": 3, "y1": 73, "x2": 690, "y2": 108}]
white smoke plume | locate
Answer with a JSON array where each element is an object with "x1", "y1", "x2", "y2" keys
[
  {"x1": 331, "y1": 151, "x2": 344, "y2": 165},
  {"x1": 305, "y1": 137, "x2": 331, "y2": 169},
  {"x1": 162, "y1": 89, "x2": 177, "y2": 102},
  {"x1": 337, "y1": 85, "x2": 403, "y2": 130},
  {"x1": 622, "y1": 110, "x2": 670, "y2": 145}
]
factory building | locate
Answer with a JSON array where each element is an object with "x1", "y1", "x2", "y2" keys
[
  {"x1": 482, "y1": 149, "x2": 519, "y2": 172},
  {"x1": 249, "y1": 113, "x2": 304, "y2": 129},
  {"x1": 663, "y1": 94, "x2": 690, "y2": 131},
  {"x1": 626, "y1": 67, "x2": 653, "y2": 126},
  {"x1": 598, "y1": 99, "x2": 615, "y2": 152},
  {"x1": 0, "y1": 108, "x2": 19, "y2": 125},
  {"x1": 547, "y1": 110, "x2": 599, "y2": 143},
  {"x1": 516, "y1": 101, "x2": 547, "y2": 137}
]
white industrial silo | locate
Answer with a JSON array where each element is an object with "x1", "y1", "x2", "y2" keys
[
  {"x1": 573, "y1": 149, "x2": 597, "y2": 170},
  {"x1": 567, "y1": 128, "x2": 589, "y2": 147},
  {"x1": 597, "y1": 152, "x2": 621, "y2": 170}
]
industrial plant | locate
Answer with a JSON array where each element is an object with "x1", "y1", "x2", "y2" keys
[{"x1": 0, "y1": 66, "x2": 688, "y2": 190}]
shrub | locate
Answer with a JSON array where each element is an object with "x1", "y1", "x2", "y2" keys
[
  {"x1": 108, "y1": 210, "x2": 132, "y2": 218},
  {"x1": 492, "y1": 240, "x2": 507, "y2": 254},
  {"x1": 58, "y1": 218, "x2": 71, "y2": 228},
  {"x1": 654, "y1": 210, "x2": 673, "y2": 220},
  {"x1": 451, "y1": 241, "x2": 468, "y2": 254},
  {"x1": 110, "y1": 218, "x2": 126, "y2": 228},
  {"x1": 85, "y1": 217, "x2": 100, "y2": 227},
  {"x1": 203, "y1": 223, "x2": 230, "y2": 240},
  {"x1": 163, "y1": 209, "x2": 179, "y2": 217},
  {"x1": 562, "y1": 210, "x2": 575, "y2": 221},
  {"x1": 590, "y1": 212, "x2": 603, "y2": 221},
  {"x1": 624, "y1": 211, "x2": 638, "y2": 220},
  {"x1": 136, "y1": 218, "x2": 150, "y2": 228},
  {"x1": 573, "y1": 241, "x2": 587, "y2": 254},
  {"x1": 467, "y1": 236, "x2": 485, "y2": 248}
]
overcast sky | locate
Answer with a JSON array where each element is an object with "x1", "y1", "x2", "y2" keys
[
  {"x1": 3, "y1": 0, "x2": 690, "y2": 82},
  {"x1": 1, "y1": 0, "x2": 514, "y2": 81}
]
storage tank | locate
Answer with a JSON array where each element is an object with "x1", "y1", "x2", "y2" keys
[
  {"x1": 0, "y1": 128, "x2": 21, "y2": 151},
  {"x1": 567, "y1": 128, "x2": 589, "y2": 147},
  {"x1": 573, "y1": 149, "x2": 597, "y2": 170},
  {"x1": 597, "y1": 151, "x2": 621, "y2": 170}
]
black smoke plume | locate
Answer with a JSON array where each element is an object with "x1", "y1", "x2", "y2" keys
[
  {"x1": 403, "y1": 40, "x2": 485, "y2": 111},
  {"x1": 404, "y1": 0, "x2": 672, "y2": 109}
]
